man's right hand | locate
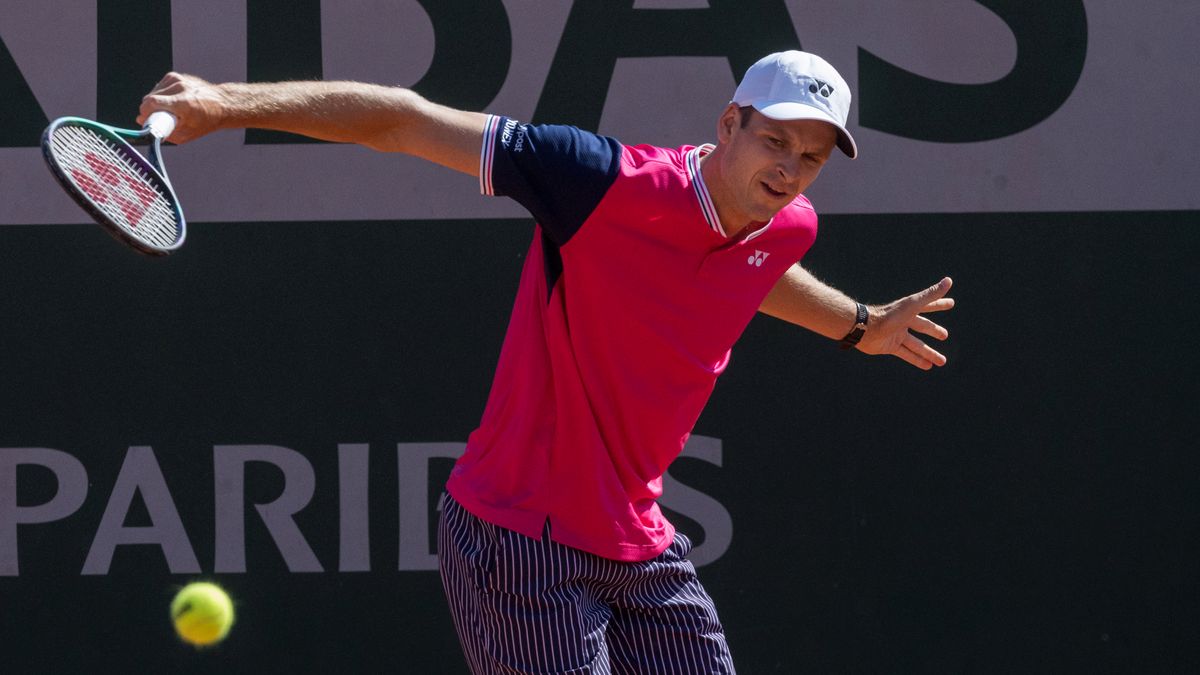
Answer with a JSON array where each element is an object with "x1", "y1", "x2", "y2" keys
[{"x1": 137, "y1": 72, "x2": 229, "y2": 144}]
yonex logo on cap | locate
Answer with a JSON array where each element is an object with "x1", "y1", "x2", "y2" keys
[{"x1": 809, "y1": 80, "x2": 834, "y2": 97}]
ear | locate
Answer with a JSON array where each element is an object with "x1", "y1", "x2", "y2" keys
[{"x1": 715, "y1": 103, "x2": 740, "y2": 144}]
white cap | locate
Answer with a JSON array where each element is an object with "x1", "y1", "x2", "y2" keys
[{"x1": 731, "y1": 51, "x2": 858, "y2": 159}]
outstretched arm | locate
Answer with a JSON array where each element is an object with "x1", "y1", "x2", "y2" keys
[
  {"x1": 759, "y1": 265, "x2": 955, "y2": 370},
  {"x1": 136, "y1": 73, "x2": 487, "y2": 176}
]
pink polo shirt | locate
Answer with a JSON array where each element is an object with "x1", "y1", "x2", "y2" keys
[{"x1": 446, "y1": 116, "x2": 818, "y2": 561}]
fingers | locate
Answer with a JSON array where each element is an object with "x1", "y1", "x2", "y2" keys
[
  {"x1": 913, "y1": 276, "x2": 952, "y2": 304},
  {"x1": 910, "y1": 315, "x2": 949, "y2": 341},
  {"x1": 895, "y1": 344, "x2": 933, "y2": 370},
  {"x1": 148, "y1": 71, "x2": 186, "y2": 95},
  {"x1": 137, "y1": 95, "x2": 173, "y2": 125},
  {"x1": 867, "y1": 277, "x2": 955, "y2": 369},
  {"x1": 903, "y1": 334, "x2": 946, "y2": 367},
  {"x1": 139, "y1": 76, "x2": 181, "y2": 124},
  {"x1": 150, "y1": 81, "x2": 187, "y2": 97},
  {"x1": 893, "y1": 338, "x2": 945, "y2": 370},
  {"x1": 138, "y1": 72, "x2": 209, "y2": 136},
  {"x1": 923, "y1": 297, "x2": 955, "y2": 313},
  {"x1": 894, "y1": 278, "x2": 954, "y2": 317}
]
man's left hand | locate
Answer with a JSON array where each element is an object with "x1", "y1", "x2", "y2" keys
[{"x1": 857, "y1": 277, "x2": 955, "y2": 370}]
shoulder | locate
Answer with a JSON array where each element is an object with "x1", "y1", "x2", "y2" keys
[
  {"x1": 611, "y1": 143, "x2": 700, "y2": 191},
  {"x1": 620, "y1": 143, "x2": 695, "y2": 171}
]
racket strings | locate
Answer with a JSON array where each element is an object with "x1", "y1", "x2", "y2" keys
[{"x1": 50, "y1": 125, "x2": 179, "y2": 247}]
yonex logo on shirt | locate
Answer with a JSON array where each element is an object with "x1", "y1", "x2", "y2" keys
[
  {"x1": 500, "y1": 118, "x2": 519, "y2": 148},
  {"x1": 747, "y1": 250, "x2": 770, "y2": 267},
  {"x1": 809, "y1": 80, "x2": 834, "y2": 97}
]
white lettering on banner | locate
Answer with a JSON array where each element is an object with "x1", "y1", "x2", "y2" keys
[
  {"x1": 1, "y1": 1, "x2": 1197, "y2": 223},
  {"x1": 0, "y1": 437, "x2": 733, "y2": 575}
]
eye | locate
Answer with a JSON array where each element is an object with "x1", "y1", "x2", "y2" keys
[{"x1": 766, "y1": 136, "x2": 785, "y2": 148}]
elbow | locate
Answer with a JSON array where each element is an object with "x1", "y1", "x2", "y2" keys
[{"x1": 362, "y1": 87, "x2": 429, "y2": 153}]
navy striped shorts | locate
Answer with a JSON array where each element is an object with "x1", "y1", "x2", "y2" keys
[{"x1": 437, "y1": 493, "x2": 736, "y2": 674}]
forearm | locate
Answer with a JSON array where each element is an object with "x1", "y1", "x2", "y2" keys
[
  {"x1": 218, "y1": 82, "x2": 446, "y2": 150},
  {"x1": 141, "y1": 74, "x2": 486, "y2": 174},
  {"x1": 759, "y1": 264, "x2": 861, "y2": 340}
]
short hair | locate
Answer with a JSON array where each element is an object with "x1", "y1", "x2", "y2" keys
[{"x1": 738, "y1": 105, "x2": 757, "y2": 128}]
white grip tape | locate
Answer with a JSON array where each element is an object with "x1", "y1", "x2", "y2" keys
[{"x1": 146, "y1": 111, "x2": 177, "y2": 139}]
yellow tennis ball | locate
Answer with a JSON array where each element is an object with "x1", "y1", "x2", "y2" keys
[{"x1": 171, "y1": 582, "x2": 235, "y2": 647}]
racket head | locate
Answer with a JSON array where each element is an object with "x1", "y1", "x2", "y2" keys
[{"x1": 42, "y1": 117, "x2": 186, "y2": 256}]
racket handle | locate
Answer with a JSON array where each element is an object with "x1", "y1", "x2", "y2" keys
[{"x1": 145, "y1": 111, "x2": 177, "y2": 139}]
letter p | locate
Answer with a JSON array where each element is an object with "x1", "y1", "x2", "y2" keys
[{"x1": 0, "y1": 448, "x2": 88, "y2": 576}]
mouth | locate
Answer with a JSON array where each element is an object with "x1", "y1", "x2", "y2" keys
[{"x1": 760, "y1": 181, "x2": 787, "y2": 198}]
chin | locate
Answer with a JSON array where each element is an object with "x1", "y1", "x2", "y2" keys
[{"x1": 753, "y1": 202, "x2": 786, "y2": 221}]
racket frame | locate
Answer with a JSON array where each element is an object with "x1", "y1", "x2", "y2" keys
[{"x1": 41, "y1": 113, "x2": 186, "y2": 256}]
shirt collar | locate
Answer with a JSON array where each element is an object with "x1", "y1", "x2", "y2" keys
[
  {"x1": 685, "y1": 144, "x2": 724, "y2": 237},
  {"x1": 685, "y1": 144, "x2": 773, "y2": 242}
]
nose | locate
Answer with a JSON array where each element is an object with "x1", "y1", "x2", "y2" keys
[{"x1": 776, "y1": 154, "x2": 802, "y2": 183}]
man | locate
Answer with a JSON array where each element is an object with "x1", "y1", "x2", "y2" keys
[{"x1": 142, "y1": 50, "x2": 953, "y2": 673}]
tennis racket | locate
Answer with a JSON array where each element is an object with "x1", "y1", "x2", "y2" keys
[{"x1": 42, "y1": 111, "x2": 185, "y2": 256}]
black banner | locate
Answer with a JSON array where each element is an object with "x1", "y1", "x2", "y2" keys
[{"x1": 2, "y1": 212, "x2": 1197, "y2": 672}]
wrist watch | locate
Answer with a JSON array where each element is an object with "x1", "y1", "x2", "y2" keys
[{"x1": 838, "y1": 302, "x2": 868, "y2": 350}]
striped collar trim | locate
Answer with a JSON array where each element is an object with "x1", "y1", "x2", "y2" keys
[
  {"x1": 742, "y1": 215, "x2": 774, "y2": 243},
  {"x1": 685, "y1": 144, "x2": 775, "y2": 241},
  {"x1": 685, "y1": 144, "x2": 724, "y2": 237},
  {"x1": 479, "y1": 114, "x2": 504, "y2": 196},
  {"x1": 691, "y1": 144, "x2": 772, "y2": 241}
]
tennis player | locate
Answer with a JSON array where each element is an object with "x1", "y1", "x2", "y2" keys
[{"x1": 141, "y1": 50, "x2": 953, "y2": 674}]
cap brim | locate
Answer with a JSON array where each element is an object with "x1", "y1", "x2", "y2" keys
[{"x1": 754, "y1": 101, "x2": 858, "y2": 159}]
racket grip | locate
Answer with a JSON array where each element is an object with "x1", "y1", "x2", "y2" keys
[{"x1": 146, "y1": 111, "x2": 177, "y2": 139}]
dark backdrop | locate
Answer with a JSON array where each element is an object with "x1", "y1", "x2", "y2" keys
[{"x1": 1, "y1": 211, "x2": 1196, "y2": 673}]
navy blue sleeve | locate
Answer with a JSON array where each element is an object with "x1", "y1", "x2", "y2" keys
[{"x1": 480, "y1": 115, "x2": 622, "y2": 247}]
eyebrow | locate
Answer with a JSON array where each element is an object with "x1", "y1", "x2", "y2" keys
[
  {"x1": 758, "y1": 123, "x2": 798, "y2": 149},
  {"x1": 759, "y1": 120, "x2": 833, "y2": 153},
  {"x1": 758, "y1": 118, "x2": 789, "y2": 138}
]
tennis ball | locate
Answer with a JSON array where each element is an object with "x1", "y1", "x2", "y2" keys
[{"x1": 171, "y1": 581, "x2": 235, "y2": 647}]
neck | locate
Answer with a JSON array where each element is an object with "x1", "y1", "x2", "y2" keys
[{"x1": 698, "y1": 147, "x2": 753, "y2": 237}]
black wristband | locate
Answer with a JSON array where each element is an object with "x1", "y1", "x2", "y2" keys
[{"x1": 838, "y1": 302, "x2": 868, "y2": 350}]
